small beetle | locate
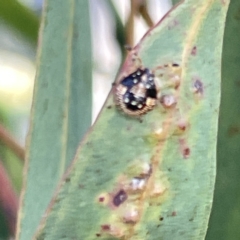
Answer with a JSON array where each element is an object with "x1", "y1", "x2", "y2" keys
[{"x1": 115, "y1": 68, "x2": 157, "y2": 116}]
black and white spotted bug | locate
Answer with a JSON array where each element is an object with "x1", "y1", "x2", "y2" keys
[{"x1": 115, "y1": 68, "x2": 157, "y2": 116}]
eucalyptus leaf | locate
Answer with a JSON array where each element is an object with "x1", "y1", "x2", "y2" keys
[
  {"x1": 206, "y1": 0, "x2": 240, "y2": 239},
  {"x1": 35, "y1": 0, "x2": 229, "y2": 239},
  {"x1": 16, "y1": 1, "x2": 92, "y2": 239}
]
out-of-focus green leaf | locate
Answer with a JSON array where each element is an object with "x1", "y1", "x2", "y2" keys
[
  {"x1": 0, "y1": 110, "x2": 24, "y2": 193},
  {"x1": 16, "y1": 1, "x2": 92, "y2": 239},
  {"x1": 206, "y1": 0, "x2": 240, "y2": 239},
  {"x1": 3, "y1": 151, "x2": 23, "y2": 192},
  {"x1": 0, "y1": 0, "x2": 39, "y2": 44},
  {"x1": 35, "y1": 0, "x2": 229, "y2": 239}
]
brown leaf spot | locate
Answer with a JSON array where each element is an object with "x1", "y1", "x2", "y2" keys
[
  {"x1": 65, "y1": 177, "x2": 70, "y2": 182},
  {"x1": 191, "y1": 46, "x2": 197, "y2": 56},
  {"x1": 176, "y1": 119, "x2": 189, "y2": 133},
  {"x1": 183, "y1": 147, "x2": 190, "y2": 158},
  {"x1": 172, "y1": 211, "x2": 177, "y2": 216},
  {"x1": 113, "y1": 190, "x2": 127, "y2": 207},
  {"x1": 99, "y1": 197, "x2": 105, "y2": 203},
  {"x1": 193, "y1": 79, "x2": 203, "y2": 94},
  {"x1": 228, "y1": 125, "x2": 240, "y2": 137},
  {"x1": 179, "y1": 139, "x2": 190, "y2": 159},
  {"x1": 172, "y1": 63, "x2": 179, "y2": 67},
  {"x1": 179, "y1": 125, "x2": 186, "y2": 131},
  {"x1": 101, "y1": 225, "x2": 110, "y2": 231},
  {"x1": 96, "y1": 233, "x2": 101, "y2": 237},
  {"x1": 159, "y1": 217, "x2": 164, "y2": 221}
]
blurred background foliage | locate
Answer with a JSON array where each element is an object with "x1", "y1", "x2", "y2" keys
[{"x1": 0, "y1": 0, "x2": 171, "y2": 239}]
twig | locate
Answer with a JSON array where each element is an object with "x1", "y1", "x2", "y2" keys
[
  {"x1": 0, "y1": 124, "x2": 25, "y2": 162},
  {"x1": 107, "y1": 0, "x2": 126, "y2": 58},
  {"x1": 126, "y1": 0, "x2": 137, "y2": 47},
  {"x1": 126, "y1": 0, "x2": 154, "y2": 46},
  {"x1": 139, "y1": 2, "x2": 154, "y2": 27},
  {"x1": 0, "y1": 160, "x2": 18, "y2": 236}
]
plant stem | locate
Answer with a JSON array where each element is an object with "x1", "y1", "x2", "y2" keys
[
  {"x1": 0, "y1": 124, "x2": 25, "y2": 162},
  {"x1": 126, "y1": 0, "x2": 136, "y2": 47},
  {"x1": 139, "y1": 3, "x2": 154, "y2": 27}
]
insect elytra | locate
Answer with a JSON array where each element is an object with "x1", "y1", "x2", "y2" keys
[{"x1": 115, "y1": 68, "x2": 157, "y2": 116}]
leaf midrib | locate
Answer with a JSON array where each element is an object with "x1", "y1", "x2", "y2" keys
[{"x1": 60, "y1": 0, "x2": 75, "y2": 177}]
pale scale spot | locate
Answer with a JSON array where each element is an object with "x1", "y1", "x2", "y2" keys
[
  {"x1": 133, "y1": 79, "x2": 138, "y2": 83},
  {"x1": 141, "y1": 74, "x2": 147, "y2": 81},
  {"x1": 131, "y1": 178, "x2": 146, "y2": 190}
]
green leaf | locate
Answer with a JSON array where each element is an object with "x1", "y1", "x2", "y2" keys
[
  {"x1": 0, "y1": 0, "x2": 39, "y2": 44},
  {"x1": 172, "y1": 0, "x2": 180, "y2": 6},
  {"x1": 34, "y1": 0, "x2": 229, "y2": 239},
  {"x1": 206, "y1": 0, "x2": 240, "y2": 239},
  {"x1": 16, "y1": 1, "x2": 92, "y2": 239},
  {"x1": 0, "y1": 106, "x2": 23, "y2": 193}
]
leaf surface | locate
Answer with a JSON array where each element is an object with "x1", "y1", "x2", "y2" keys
[
  {"x1": 16, "y1": 1, "x2": 92, "y2": 239},
  {"x1": 206, "y1": 0, "x2": 240, "y2": 239},
  {"x1": 35, "y1": 0, "x2": 229, "y2": 239}
]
